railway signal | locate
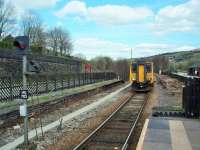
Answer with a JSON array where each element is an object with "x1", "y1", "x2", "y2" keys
[
  {"x1": 13, "y1": 36, "x2": 29, "y2": 145},
  {"x1": 13, "y1": 36, "x2": 29, "y2": 54}
]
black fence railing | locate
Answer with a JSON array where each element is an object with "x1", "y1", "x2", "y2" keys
[
  {"x1": 168, "y1": 72, "x2": 200, "y2": 118},
  {"x1": 169, "y1": 72, "x2": 187, "y2": 82},
  {"x1": 0, "y1": 72, "x2": 117, "y2": 102},
  {"x1": 183, "y1": 77, "x2": 200, "y2": 118}
]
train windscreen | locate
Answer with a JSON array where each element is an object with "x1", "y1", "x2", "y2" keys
[
  {"x1": 146, "y1": 64, "x2": 152, "y2": 73},
  {"x1": 132, "y1": 64, "x2": 137, "y2": 72}
]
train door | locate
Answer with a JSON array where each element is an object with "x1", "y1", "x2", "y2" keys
[{"x1": 138, "y1": 64, "x2": 145, "y2": 82}]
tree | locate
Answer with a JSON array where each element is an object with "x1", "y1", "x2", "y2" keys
[
  {"x1": 0, "y1": 34, "x2": 14, "y2": 48},
  {"x1": 113, "y1": 59, "x2": 129, "y2": 80},
  {"x1": 104, "y1": 57, "x2": 114, "y2": 70},
  {"x1": 48, "y1": 27, "x2": 73, "y2": 56},
  {"x1": 152, "y1": 56, "x2": 169, "y2": 73},
  {"x1": 90, "y1": 56, "x2": 114, "y2": 72},
  {"x1": 74, "y1": 53, "x2": 87, "y2": 60},
  {"x1": 21, "y1": 12, "x2": 46, "y2": 54},
  {"x1": 0, "y1": 0, "x2": 14, "y2": 39}
]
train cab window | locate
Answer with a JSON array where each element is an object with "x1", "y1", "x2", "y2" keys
[
  {"x1": 132, "y1": 64, "x2": 137, "y2": 72},
  {"x1": 146, "y1": 64, "x2": 152, "y2": 73}
]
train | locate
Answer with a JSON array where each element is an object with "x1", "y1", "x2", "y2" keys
[{"x1": 129, "y1": 61, "x2": 154, "y2": 92}]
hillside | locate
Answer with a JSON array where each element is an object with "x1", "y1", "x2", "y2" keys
[
  {"x1": 151, "y1": 48, "x2": 200, "y2": 62},
  {"x1": 149, "y1": 48, "x2": 200, "y2": 71},
  {"x1": 133, "y1": 48, "x2": 200, "y2": 72}
]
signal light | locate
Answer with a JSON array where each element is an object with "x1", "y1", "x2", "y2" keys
[{"x1": 13, "y1": 36, "x2": 29, "y2": 51}]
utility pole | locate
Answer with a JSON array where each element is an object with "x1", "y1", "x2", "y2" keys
[{"x1": 131, "y1": 48, "x2": 133, "y2": 62}]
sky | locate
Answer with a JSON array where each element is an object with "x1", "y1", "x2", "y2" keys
[{"x1": 8, "y1": 0, "x2": 200, "y2": 59}]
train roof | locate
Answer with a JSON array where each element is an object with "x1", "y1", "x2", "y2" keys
[{"x1": 131, "y1": 61, "x2": 153, "y2": 64}]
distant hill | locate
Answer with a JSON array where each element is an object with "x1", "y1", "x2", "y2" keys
[
  {"x1": 146, "y1": 48, "x2": 200, "y2": 71},
  {"x1": 147, "y1": 48, "x2": 200, "y2": 62}
]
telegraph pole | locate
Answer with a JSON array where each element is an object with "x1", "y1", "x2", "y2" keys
[{"x1": 131, "y1": 48, "x2": 133, "y2": 62}]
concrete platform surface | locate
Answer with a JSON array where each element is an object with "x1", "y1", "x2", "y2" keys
[{"x1": 137, "y1": 117, "x2": 200, "y2": 150}]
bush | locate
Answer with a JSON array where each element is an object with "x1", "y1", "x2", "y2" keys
[{"x1": 30, "y1": 45, "x2": 43, "y2": 54}]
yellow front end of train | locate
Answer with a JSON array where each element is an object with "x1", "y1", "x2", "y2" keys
[{"x1": 129, "y1": 61, "x2": 154, "y2": 91}]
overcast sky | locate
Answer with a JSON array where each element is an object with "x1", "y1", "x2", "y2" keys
[{"x1": 9, "y1": 0, "x2": 200, "y2": 59}]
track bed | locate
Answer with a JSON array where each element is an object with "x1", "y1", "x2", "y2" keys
[{"x1": 74, "y1": 93, "x2": 148, "y2": 150}]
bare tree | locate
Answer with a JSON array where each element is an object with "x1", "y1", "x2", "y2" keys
[
  {"x1": 21, "y1": 12, "x2": 46, "y2": 54},
  {"x1": 90, "y1": 56, "x2": 114, "y2": 72},
  {"x1": 152, "y1": 55, "x2": 169, "y2": 73},
  {"x1": 22, "y1": 12, "x2": 45, "y2": 46},
  {"x1": 0, "y1": 0, "x2": 14, "y2": 39},
  {"x1": 113, "y1": 59, "x2": 129, "y2": 80},
  {"x1": 48, "y1": 27, "x2": 60, "y2": 55},
  {"x1": 48, "y1": 27, "x2": 73, "y2": 56},
  {"x1": 63, "y1": 40, "x2": 73, "y2": 56},
  {"x1": 74, "y1": 53, "x2": 87, "y2": 60}
]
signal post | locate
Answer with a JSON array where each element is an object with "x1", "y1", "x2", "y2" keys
[{"x1": 13, "y1": 36, "x2": 29, "y2": 145}]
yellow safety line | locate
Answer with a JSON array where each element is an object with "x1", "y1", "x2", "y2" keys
[{"x1": 169, "y1": 120, "x2": 192, "y2": 150}]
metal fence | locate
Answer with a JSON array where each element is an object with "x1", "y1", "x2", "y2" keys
[
  {"x1": 0, "y1": 72, "x2": 117, "y2": 102},
  {"x1": 183, "y1": 77, "x2": 200, "y2": 118},
  {"x1": 168, "y1": 72, "x2": 200, "y2": 118}
]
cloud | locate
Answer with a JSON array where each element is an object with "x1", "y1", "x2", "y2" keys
[
  {"x1": 73, "y1": 37, "x2": 195, "y2": 59},
  {"x1": 5, "y1": 0, "x2": 60, "y2": 24},
  {"x1": 55, "y1": 1, "x2": 153, "y2": 25},
  {"x1": 7, "y1": 0, "x2": 60, "y2": 22},
  {"x1": 55, "y1": 0, "x2": 200, "y2": 34},
  {"x1": 73, "y1": 38, "x2": 130, "y2": 59},
  {"x1": 13, "y1": 0, "x2": 60, "y2": 9},
  {"x1": 133, "y1": 43, "x2": 196, "y2": 57},
  {"x1": 151, "y1": 0, "x2": 200, "y2": 35},
  {"x1": 88, "y1": 5, "x2": 153, "y2": 25},
  {"x1": 55, "y1": 0, "x2": 87, "y2": 17}
]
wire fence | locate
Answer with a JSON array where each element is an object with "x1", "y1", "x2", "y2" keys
[{"x1": 0, "y1": 72, "x2": 117, "y2": 102}]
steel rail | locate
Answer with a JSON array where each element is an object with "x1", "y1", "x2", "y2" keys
[
  {"x1": 73, "y1": 94, "x2": 134, "y2": 150},
  {"x1": 121, "y1": 94, "x2": 149, "y2": 150},
  {"x1": 73, "y1": 93, "x2": 148, "y2": 150}
]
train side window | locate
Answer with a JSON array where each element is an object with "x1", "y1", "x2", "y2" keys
[
  {"x1": 146, "y1": 64, "x2": 152, "y2": 72},
  {"x1": 132, "y1": 64, "x2": 137, "y2": 72}
]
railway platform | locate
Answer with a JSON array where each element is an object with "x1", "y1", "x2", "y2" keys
[{"x1": 137, "y1": 117, "x2": 200, "y2": 150}]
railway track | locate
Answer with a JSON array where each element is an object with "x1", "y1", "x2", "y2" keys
[
  {"x1": 0, "y1": 81, "x2": 122, "y2": 129},
  {"x1": 73, "y1": 92, "x2": 148, "y2": 150}
]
